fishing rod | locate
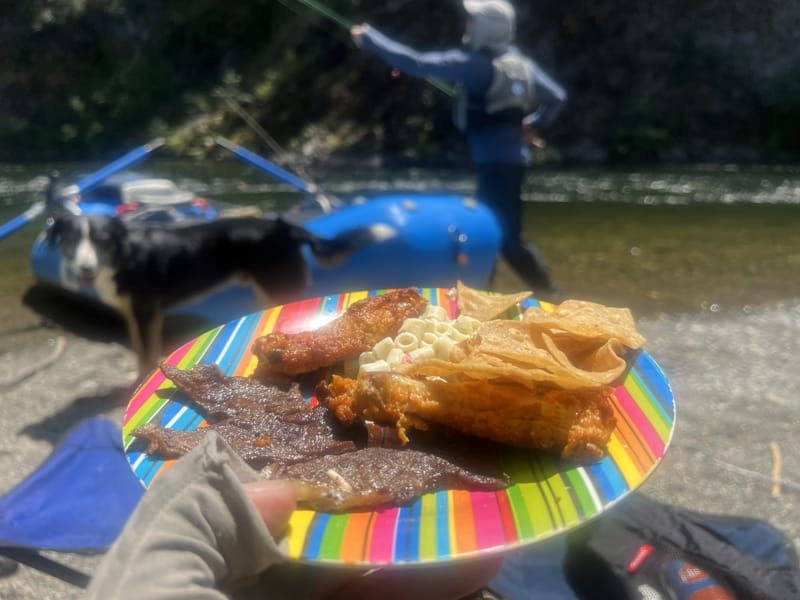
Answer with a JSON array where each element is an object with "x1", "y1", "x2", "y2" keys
[
  {"x1": 216, "y1": 137, "x2": 338, "y2": 214},
  {"x1": 284, "y1": 0, "x2": 456, "y2": 97},
  {"x1": 207, "y1": 71, "x2": 328, "y2": 206},
  {"x1": 213, "y1": 89, "x2": 339, "y2": 213},
  {"x1": 291, "y1": 0, "x2": 353, "y2": 30},
  {"x1": 224, "y1": 96, "x2": 319, "y2": 191}
]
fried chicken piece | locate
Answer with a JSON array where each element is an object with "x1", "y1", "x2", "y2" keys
[
  {"x1": 269, "y1": 446, "x2": 509, "y2": 513},
  {"x1": 252, "y1": 288, "x2": 428, "y2": 379},
  {"x1": 320, "y1": 373, "x2": 617, "y2": 462}
]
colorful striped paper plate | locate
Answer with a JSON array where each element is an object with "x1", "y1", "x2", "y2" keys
[{"x1": 123, "y1": 288, "x2": 675, "y2": 567}]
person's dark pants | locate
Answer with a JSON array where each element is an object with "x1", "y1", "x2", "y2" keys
[{"x1": 476, "y1": 163, "x2": 558, "y2": 294}]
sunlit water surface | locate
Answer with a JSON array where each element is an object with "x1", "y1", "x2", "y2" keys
[{"x1": 1, "y1": 161, "x2": 798, "y2": 337}]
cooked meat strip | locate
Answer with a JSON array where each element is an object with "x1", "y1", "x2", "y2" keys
[
  {"x1": 133, "y1": 423, "x2": 208, "y2": 457},
  {"x1": 269, "y1": 447, "x2": 509, "y2": 513},
  {"x1": 132, "y1": 364, "x2": 357, "y2": 467},
  {"x1": 161, "y1": 363, "x2": 311, "y2": 423},
  {"x1": 321, "y1": 372, "x2": 617, "y2": 462},
  {"x1": 133, "y1": 363, "x2": 513, "y2": 513},
  {"x1": 251, "y1": 288, "x2": 428, "y2": 379},
  {"x1": 133, "y1": 418, "x2": 356, "y2": 468}
]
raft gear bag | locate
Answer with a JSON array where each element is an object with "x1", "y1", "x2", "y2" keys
[{"x1": 562, "y1": 493, "x2": 800, "y2": 600}]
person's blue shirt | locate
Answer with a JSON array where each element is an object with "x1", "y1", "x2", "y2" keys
[{"x1": 360, "y1": 26, "x2": 567, "y2": 166}]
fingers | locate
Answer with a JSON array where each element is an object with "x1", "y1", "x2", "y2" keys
[
  {"x1": 522, "y1": 125, "x2": 546, "y2": 148},
  {"x1": 350, "y1": 24, "x2": 366, "y2": 47},
  {"x1": 243, "y1": 480, "x2": 297, "y2": 536}
]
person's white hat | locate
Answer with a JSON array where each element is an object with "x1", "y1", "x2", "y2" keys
[{"x1": 462, "y1": 0, "x2": 516, "y2": 51}]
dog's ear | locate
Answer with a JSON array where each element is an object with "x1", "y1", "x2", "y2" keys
[
  {"x1": 110, "y1": 215, "x2": 128, "y2": 239},
  {"x1": 95, "y1": 215, "x2": 128, "y2": 256},
  {"x1": 45, "y1": 171, "x2": 62, "y2": 205},
  {"x1": 44, "y1": 216, "x2": 66, "y2": 247}
]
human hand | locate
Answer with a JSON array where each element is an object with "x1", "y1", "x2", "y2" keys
[
  {"x1": 350, "y1": 24, "x2": 368, "y2": 47},
  {"x1": 243, "y1": 480, "x2": 297, "y2": 536},
  {"x1": 522, "y1": 121, "x2": 546, "y2": 149}
]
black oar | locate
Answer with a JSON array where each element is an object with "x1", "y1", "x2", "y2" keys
[
  {"x1": 0, "y1": 137, "x2": 165, "y2": 242},
  {"x1": 215, "y1": 137, "x2": 337, "y2": 213}
]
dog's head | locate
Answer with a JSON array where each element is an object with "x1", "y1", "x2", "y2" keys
[{"x1": 46, "y1": 213, "x2": 126, "y2": 287}]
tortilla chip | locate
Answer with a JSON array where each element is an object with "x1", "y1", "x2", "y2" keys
[
  {"x1": 402, "y1": 326, "x2": 627, "y2": 390},
  {"x1": 402, "y1": 295, "x2": 645, "y2": 390},
  {"x1": 522, "y1": 300, "x2": 646, "y2": 350},
  {"x1": 456, "y1": 280, "x2": 532, "y2": 321}
]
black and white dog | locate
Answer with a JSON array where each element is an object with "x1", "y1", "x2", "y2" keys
[{"x1": 45, "y1": 212, "x2": 395, "y2": 376}]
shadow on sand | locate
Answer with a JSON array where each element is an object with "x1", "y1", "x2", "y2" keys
[
  {"x1": 16, "y1": 284, "x2": 221, "y2": 448},
  {"x1": 22, "y1": 283, "x2": 220, "y2": 357},
  {"x1": 20, "y1": 386, "x2": 134, "y2": 444}
]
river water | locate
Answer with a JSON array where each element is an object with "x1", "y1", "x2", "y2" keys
[
  {"x1": 0, "y1": 160, "x2": 799, "y2": 598},
  {"x1": 2, "y1": 159, "x2": 799, "y2": 355},
  {"x1": 2, "y1": 160, "x2": 799, "y2": 318}
]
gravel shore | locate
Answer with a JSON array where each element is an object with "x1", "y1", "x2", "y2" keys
[
  {"x1": 0, "y1": 331, "x2": 135, "y2": 600},
  {"x1": 0, "y1": 296, "x2": 798, "y2": 598}
]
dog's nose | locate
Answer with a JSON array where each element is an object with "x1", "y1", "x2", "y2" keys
[
  {"x1": 74, "y1": 237, "x2": 99, "y2": 275},
  {"x1": 78, "y1": 264, "x2": 96, "y2": 278}
]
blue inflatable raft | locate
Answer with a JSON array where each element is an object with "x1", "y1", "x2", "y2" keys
[{"x1": 30, "y1": 169, "x2": 501, "y2": 327}]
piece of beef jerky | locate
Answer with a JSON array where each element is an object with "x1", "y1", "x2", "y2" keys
[
  {"x1": 132, "y1": 364, "x2": 357, "y2": 467},
  {"x1": 270, "y1": 446, "x2": 510, "y2": 513}
]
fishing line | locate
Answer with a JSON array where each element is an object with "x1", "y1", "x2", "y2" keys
[
  {"x1": 275, "y1": 0, "x2": 351, "y2": 45},
  {"x1": 291, "y1": 0, "x2": 354, "y2": 29},
  {"x1": 220, "y1": 0, "x2": 460, "y2": 199},
  {"x1": 281, "y1": 0, "x2": 456, "y2": 97},
  {"x1": 224, "y1": 96, "x2": 317, "y2": 188},
  {"x1": 224, "y1": 99, "x2": 343, "y2": 214}
]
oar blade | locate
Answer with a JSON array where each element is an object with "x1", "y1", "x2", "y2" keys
[{"x1": 0, "y1": 201, "x2": 46, "y2": 242}]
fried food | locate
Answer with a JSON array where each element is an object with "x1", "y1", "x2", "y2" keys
[
  {"x1": 252, "y1": 288, "x2": 428, "y2": 379},
  {"x1": 521, "y1": 299, "x2": 646, "y2": 349},
  {"x1": 456, "y1": 280, "x2": 532, "y2": 321},
  {"x1": 401, "y1": 299, "x2": 645, "y2": 390},
  {"x1": 401, "y1": 322, "x2": 627, "y2": 390},
  {"x1": 271, "y1": 447, "x2": 509, "y2": 513},
  {"x1": 321, "y1": 292, "x2": 646, "y2": 462},
  {"x1": 134, "y1": 288, "x2": 647, "y2": 509},
  {"x1": 321, "y1": 373, "x2": 617, "y2": 462}
]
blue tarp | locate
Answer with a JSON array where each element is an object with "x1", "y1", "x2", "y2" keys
[{"x1": 0, "y1": 417, "x2": 144, "y2": 553}]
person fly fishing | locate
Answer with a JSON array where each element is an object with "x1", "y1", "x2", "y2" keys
[{"x1": 351, "y1": 0, "x2": 567, "y2": 298}]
